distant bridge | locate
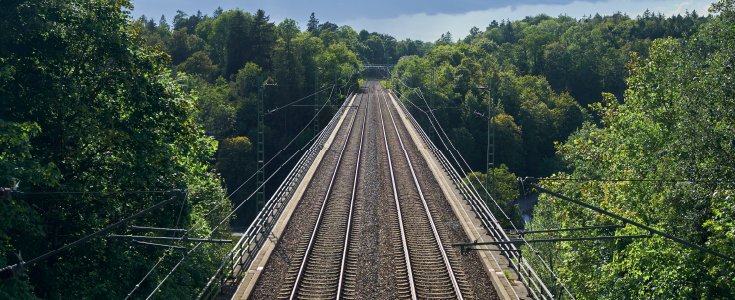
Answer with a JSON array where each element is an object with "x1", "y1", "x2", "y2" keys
[{"x1": 362, "y1": 64, "x2": 394, "y2": 78}]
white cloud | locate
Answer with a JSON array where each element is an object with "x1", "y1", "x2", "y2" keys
[{"x1": 341, "y1": 0, "x2": 714, "y2": 41}]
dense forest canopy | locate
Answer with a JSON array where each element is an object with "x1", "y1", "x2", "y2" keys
[
  {"x1": 1, "y1": 0, "x2": 230, "y2": 298},
  {"x1": 527, "y1": 1, "x2": 735, "y2": 298},
  {"x1": 1, "y1": 0, "x2": 733, "y2": 298}
]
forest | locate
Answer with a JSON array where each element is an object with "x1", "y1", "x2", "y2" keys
[{"x1": 1, "y1": 0, "x2": 733, "y2": 298}]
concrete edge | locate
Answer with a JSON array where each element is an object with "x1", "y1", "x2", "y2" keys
[
  {"x1": 232, "y1": 94, "x2": 359, "y2": 300},
  {"x1": 385, "y1": 88, "x2": 514, "y2": 300}
]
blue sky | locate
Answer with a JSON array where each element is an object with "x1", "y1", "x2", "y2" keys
[{"x1": 130, "y1": 0, "x2": 714, "y2": 41}]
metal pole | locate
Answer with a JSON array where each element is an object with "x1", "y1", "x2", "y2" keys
[
  {"x1": 487, "y1": 79, "x2": 495, "y2": 205},
  {"x1": 430, "y1": 68, "x2": 435, "y2": 143},
  {"x1": 314, "y1": 67, "x2": 319, "y2": 134},
  {"x1": 257, "y1": 76, "x2": 265, "y2": 212}
]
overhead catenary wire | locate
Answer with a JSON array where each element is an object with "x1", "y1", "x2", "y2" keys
[
  {"x1": 390, "y1": 71, "x2": 574, "y2": 298},
  {"x1": 120, "y1": 85, "x2": 345, "y2": 297},
  {"x1": 194, "y1": 91, "x2": 357, "y2": 300},
  {"x1": 124, "y1": 192, "x2": 190, "y2": 299},
  {"x1": 0, "y1": 189, "x2": 176, "y2": 197},
  {"x1": 128, "y1": 82, "x2": 348, "y2": 298},
  {"x1": 194, "y1": 82, "x2": 343, "y2": 221},
  {"x1": 0, "y1": 191, "x2": 186, "y2": 282},
  {"x1": 226, "y1": 83, "x2": 338, "y2": 200},
  {"x1": 387, "y1": 85, "x2": 526, "y2": 299},
  {"x1": 412, "y1": 85, "x2": 574, "y2": 299},
  {"x1": 524, "y1": 180, "x2": 735, "y2": 264},
  {"x1": 401, "y1": 70, "x2": 733, "y2": 296},
  {"x1": 533, "y1": 177, "x2": 735, "y2": 183},
  {"x1": 143, "y1": 80, "x2": 348, "y2": 299},
  {"x1": 143, "y1": 143, "x2": 320, "y2": 299},
  {"x1": 265, "y1": 69, "x2": 355, "y2": 115}
]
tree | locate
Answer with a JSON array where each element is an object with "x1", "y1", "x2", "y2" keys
[
  {"x1": 216, "y1": 137, "x2": 255, "y2": 226},
  {"x1": 437, "y1": 31, "x2": 453, "y2": 45},
  {"x1": 532, "y1": 1, "x2": 735, "y2": 297},
  {"x1": 225, "y1": 10, "x2": 251, "y2": 78},
  {"x1": 318, "y1": 21, "x2": 338, "y2": 33},
  {"x1": 250, "y1": 9, "x2": 277, "y2": 69},
  {"x1": 358, "y1": 29, "x2": 370, "y2": 42},
  {"x1": 178, "y1": 51, "x2": 219, "y2": 82},
  {"x1": 307, "y1": 12, "x2": 319, "y2": 32},
  {"x1": 191, "y1": 77, "x2": 237, "y2": 139},
  {"x1": 0, "y1": 0, "x2": 230, "y2": 298},
  {"x1": 365, "y1": 35, "x2": 386, "y2": 63},
  {"x1": 464, "y1": 164, "x2": 524, "y2": 228},
  {"x1": 213, "y1": 6, "x2": 223, "y2": 18},
  {"x1": 167, "y1": 27, "x2": 192, "y2": 65},
  {"x1": 487, "y1": 20, "x2": 499, "y2": 31}
]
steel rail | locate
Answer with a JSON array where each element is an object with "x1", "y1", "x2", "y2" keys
[
  {"x1": 288, "y1": 94, "x2": 364, "y2": 300},
  {"x1": 196, "y1": 93, "x2": 354, "y2": 300},
  {"x1": 377, "y1": 84, "x2": 418, "y2": 300},
  {"x1": 390, "y1": 87, "x2": 559, "y2": 299},
  {"x1": 378, "y1": 85, "x2": 464, "y2": 300},
  {"x1": 389, "y1": 86, "x2": 538, "y2": 299},
  {"x1": 336, "y1": 90, "x2": 369, "y2": 298}
]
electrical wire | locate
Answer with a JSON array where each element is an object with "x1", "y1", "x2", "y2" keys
[
  {"x1": 390, "y1": 71, "x2": 574, "y2": 298},
  {"x1": 124, "y1": 193, "x2": 190, "y2": 300},
  {"x1": 226, "y1": 84, "x2": 337, "y2": 199},
  {"x1": 409, "y1": 85, "x2": 574, "y2": 298},
  {"x1": 0, "y1": 191, "x2": 186, "y2": 281},
  {"x1": 534, "y1": 177, "x2": 734, "y2": 183},
  {"x1": 266, "y1": 70, "x2": 354, "y2": 114},
  {"x1": 10, "y1": 190, "x2": 174, "y2": 195},
  {"x1": 193, "y1": 83, "x2": 345, "y2": 222},
  {"x1": 143, "y1": 82, "x2": 352, "y2": 299}
]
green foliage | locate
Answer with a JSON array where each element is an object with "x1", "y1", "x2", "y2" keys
[
  {"x1": 393, "y1": 50, "x2": 591, "y2": 177},
  {"x1": 179, "y1": 51, "x2": 219, "y2": 82},
  {"x1": 0, "y1": 0, "x2": 230, "y2": 298},
  {"x1": 464, "y1": 164, "x2": 524, "y2": 228},
  {"x1": 530, "y1": 1, "x2": 735, "y2": 297},
  {"x1": 473, "y1": 11, "x2": 712, "y2": 107},
  {"x1": 215, "y1": 137, "x2": 256, "y2": 226}
]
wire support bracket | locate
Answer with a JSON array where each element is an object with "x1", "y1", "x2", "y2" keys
[
  {"x1": 132, "y1": 241, "x2": 188, "y2": 251},
  {"x1": 454, "y1": 233, "x2": 652, "y2": 255},
  {"x1": 521, "y1": 177, "x2": 735, "y2": 264},
  {"x1": 107, "y1": 235, "x2": 232, "y2": 244},
  {"x1": 0, "y1": 190, "x2": 187, "y2": 282},
  {"x1": 126, "y1": 225, "x2": 188, "y2": 234},
  {"x1": 506, "y1": 224, "x2": 625, "y2": 235}
]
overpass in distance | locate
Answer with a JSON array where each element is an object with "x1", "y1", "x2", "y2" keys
[{"x1": 198, "y1": 80, "x2": 551, "y2": 300}]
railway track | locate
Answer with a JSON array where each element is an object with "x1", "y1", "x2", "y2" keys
[
  {"x1": 277, "y1": 93, "x2": 368, "y2": 299},
  {"x1": 376, "y1": 83, "x2": 470, "y2": 299},
  {"x1": 248, "y1": 81, "x2": 496, "y2": 300}
]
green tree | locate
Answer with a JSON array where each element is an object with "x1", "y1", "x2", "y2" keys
[
  {"x1": 215, "y1": 137, "x2": 256, "y2": 226},
  {"x1": 179, "y1": 51, "x2": 219, "y2": 82},
  {"x1": 531, "y1": 1, "x2": 735, "y2": 297},
  {"x1": 307, "y1": 12, "x2": 319, "y2": 32},
  {"x1": 168, "y1": 27, "x2": 193, "y2": 65},
  {"x1": 0, "y1": 0, "x2": 231, "y2": 298},
  {"x1": 366, "y1": 35, "x2": 386, "y2": 64},
  {"x1": 464, "y1": 164, "x2": 524, "y2": 228},
  {"x1": 0, "y1": 120, "x2": 59, "y2": 299},
  {"x1": 225, "y1": 10, "x2": 252, "y2": 78}
]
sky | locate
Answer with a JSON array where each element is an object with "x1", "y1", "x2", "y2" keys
[{"x1": 130, "y1": 0, "x2": 715, "y2": 41}]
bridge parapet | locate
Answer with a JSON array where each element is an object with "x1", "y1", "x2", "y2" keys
[{"x1": 197, "y1": 93, "x2": 356, "y2": 300}]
